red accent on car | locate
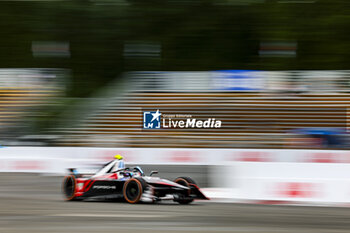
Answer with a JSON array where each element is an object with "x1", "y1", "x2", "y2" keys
[{"x1": 84, "y1": 180, "x2": 97, "y2": 192}]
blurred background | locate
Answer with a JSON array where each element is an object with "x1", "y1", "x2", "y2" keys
[
  {"x1": 0, "y1": 0, "x2": 349, "y2": 149},
  {"x1": 1, "y1": 1, "x2": 350, "y2": 232}
]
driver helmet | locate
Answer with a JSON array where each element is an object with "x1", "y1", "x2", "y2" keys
[{"x1": 114, "y1": 154, "x2": 125, "y2": 170}]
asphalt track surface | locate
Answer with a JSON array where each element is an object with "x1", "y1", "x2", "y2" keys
[{"x1": 1, "y1": 174, "x2": 350, "y2": 233}]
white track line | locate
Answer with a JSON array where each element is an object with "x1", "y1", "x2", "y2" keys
[{"x1": 50, "y1": 213, "x2": 171, "y2": 218}]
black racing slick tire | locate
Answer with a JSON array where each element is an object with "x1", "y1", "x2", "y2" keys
[
  {"x1": 123, "y1": 178, "x2": 147, "y2": 204},
  {"x1": 174, "y1": 177, "x2": 196, "y2": 204},
  {"x1": 62, "y1": 175, "x2": 80, "y2": 201}
]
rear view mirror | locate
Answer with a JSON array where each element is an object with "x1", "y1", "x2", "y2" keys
[{"x1": 150, "y1": 171, "x2": 158, "y2": 176}]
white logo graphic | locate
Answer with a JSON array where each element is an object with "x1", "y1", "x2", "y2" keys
[
  {"x1": 143, "y1": 109, "x2": 162, "y2": 129},
  {"x1": 143, "y1": 109, "x2": 222, "y2": 129}
]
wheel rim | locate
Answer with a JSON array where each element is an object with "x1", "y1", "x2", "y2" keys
[{"x1": 125, "y1": 180, "x2": 141, "y2": 202}]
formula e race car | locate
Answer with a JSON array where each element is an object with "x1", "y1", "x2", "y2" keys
[{"x1": 62, "y1": 156, "x2": 208, "y2": 204}]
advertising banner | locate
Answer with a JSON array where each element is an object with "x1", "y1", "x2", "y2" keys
[{"x1": 211, "y1": 70, "x2": 265, "y2": 91}]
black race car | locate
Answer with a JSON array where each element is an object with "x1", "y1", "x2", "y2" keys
[{"x1": 62, "y1": 159, "x2": 208, "y2": 204}]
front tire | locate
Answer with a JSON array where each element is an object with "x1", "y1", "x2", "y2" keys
[
  {"x1": 174, "y1": 177, "x2": 196, "y2": 204},
  {"x1": 123, "y1": 178, "x2": 147, "y2": 204}
]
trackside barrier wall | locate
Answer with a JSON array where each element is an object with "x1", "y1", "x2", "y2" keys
[
  {"x1": 229, "y1": 162, "x2": 350, "y2": 204},
  {"x1": 1, "y1": 147, "x2": 350, "y2": 205}
]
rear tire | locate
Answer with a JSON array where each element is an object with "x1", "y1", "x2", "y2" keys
[
  {"x1": 174, "y1": 177, "x2": 196, "y2": 204},
  {"x1": 123, "y1": 178, "x2": 147, "y2": 204},
  {"x1": 62, "y1": 175, "x2": 80, "y2": 201}
]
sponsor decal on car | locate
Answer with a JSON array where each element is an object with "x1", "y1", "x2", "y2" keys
[{"x1": 93, "y1": 185, "x2": 117, "y2": 189}]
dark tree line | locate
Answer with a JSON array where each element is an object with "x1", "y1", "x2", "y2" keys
[{"x1": 0, "y1": 0, "x2": 349, "y2": 97}]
